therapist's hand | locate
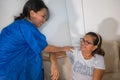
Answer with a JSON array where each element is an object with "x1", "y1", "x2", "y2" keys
[{"x1": 62, "y1": 46, "x2": 74, "y2": 52}]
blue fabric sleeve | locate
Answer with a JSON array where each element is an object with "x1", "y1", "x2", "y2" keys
[{"x1": 19, "y1": 21, "x2": 48, "y2": 54}]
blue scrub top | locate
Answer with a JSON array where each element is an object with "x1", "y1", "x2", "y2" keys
[{"x1": 0, "y1": 19, "x2": 48, "y2": 80}]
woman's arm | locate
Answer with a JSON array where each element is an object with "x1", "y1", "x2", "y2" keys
[
  {"x1": 50, "y1": 53, "x2": 60, "y2": 80},
  {"x1": 43, "y1": 45, "x2": 73, "y2": 53},
  {"x1": 92, "y1": 68, "x2": 105, "y2": 80}
]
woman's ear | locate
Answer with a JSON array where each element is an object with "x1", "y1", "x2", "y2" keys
[{"x1": 92, "y1": 45, "x2": 98, "y2": 51}]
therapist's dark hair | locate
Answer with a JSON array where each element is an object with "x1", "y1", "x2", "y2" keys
[{"x1": 15, "y1": 0, "x2": 49, "y2": 21}]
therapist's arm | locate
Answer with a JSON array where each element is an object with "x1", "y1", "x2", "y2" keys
[{"x1": 43, "y1": 45, "x2": 73, "y2": 53}]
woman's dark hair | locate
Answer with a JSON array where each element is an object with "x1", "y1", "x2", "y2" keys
[
  {"x1": 86, "y1": 32, "x2": 105, "y2": 56},
  {"x1": 15, "y1": 0, "x2": 49, "y2": 20}
]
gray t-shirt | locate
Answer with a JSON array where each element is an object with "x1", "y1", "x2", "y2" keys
[{"x1": 66, "y1": 48, "x2": 105, "y2": 80}]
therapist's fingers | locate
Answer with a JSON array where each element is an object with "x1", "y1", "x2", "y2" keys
[{"x1": 63, "y1": 46, "x2": 74, "y2": 52}]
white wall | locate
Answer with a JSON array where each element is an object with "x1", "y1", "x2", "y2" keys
[
  {"x1": 0, "y1": 0, "x2": 27, "y2": 30},
  {"x1": 83, "y1": 0, "x2": 120, "y2": 41},
  {"x1": 40, "y1": 0, "x2": 85, "y2": 47},
  {"x1": 40, "y1": 0, "x2": 72, "y2": 47},
  {"x1": 1, "y1": 0, "x2": 120, "y2": 45}
]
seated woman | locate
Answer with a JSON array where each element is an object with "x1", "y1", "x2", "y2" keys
[{"x1": 54, "y1": 32, "x2": 105, "y2": 80}]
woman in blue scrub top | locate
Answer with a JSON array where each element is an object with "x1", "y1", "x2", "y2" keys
[{"x1": 0, "y1": 0, "x2": 72, "y2": 80}]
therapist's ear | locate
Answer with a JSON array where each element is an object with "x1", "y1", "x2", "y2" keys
[{"x1": 30, "y1": 10, "x2": 36, "y2": 17}]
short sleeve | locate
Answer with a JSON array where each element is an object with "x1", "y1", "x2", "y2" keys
[
  {"x1": 19, "y1": 21, "x2": 48, "y2": 54},
  {"x1": 94, "y1": 55, "x2": 105, "y2": 70},
  {"x1": 66, "y1": 48, "x2": 78, "y2": 64}
]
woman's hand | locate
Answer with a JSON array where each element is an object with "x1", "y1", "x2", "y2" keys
[
  {"x1": 50, "y1": 53, "x2": 60, "y2": 80},
  {"x1": 51, "y1": 63, "x2": 60, "y2": 80}
]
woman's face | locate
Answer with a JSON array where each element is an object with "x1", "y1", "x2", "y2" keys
[
  {"x1": 80, "y1": 35, "x2": 97, "y2": 53},
  {"x1": 30, "y1": 8, "x2": 47, "y2": 27}
]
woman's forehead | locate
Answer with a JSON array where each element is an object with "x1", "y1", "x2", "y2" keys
[{"x1": 84, "y1": 35, "x2": 93, "y2": 41}]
